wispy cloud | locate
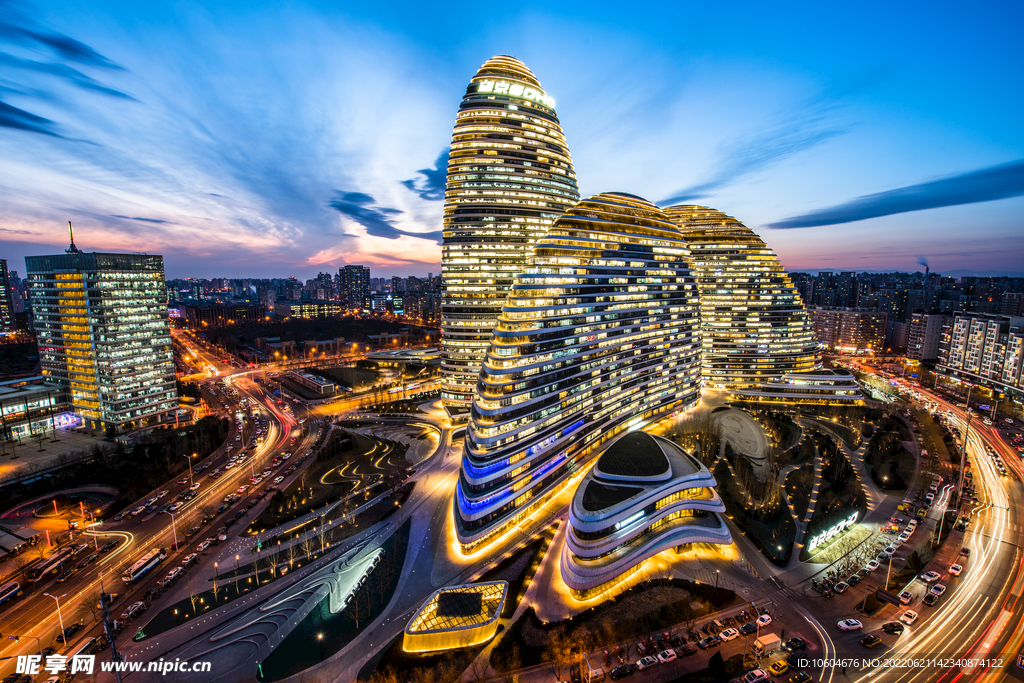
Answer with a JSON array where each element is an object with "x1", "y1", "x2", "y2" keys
[
  {"x1": 328, "y1": 191, "x2": 442, "y2": 243},
  {"x1": 767, "y1": 159, "x2": 1024, "y2": 229},
  {"x1": 0, "y1": 52, "x2": 132, "y2": 99},
  {"x1": 0, "y1": 1, "x2": 122, "y2": 69},
  {"x1": 0, "y1": 98, "x2": 60, "y2": 135},
  {"x1": 401, "y1": 149, "x2": 447, "y2": 200},
  {"x1": 110, "y1": 214, "x2": 173, "y2": 224},
  {"x1": 661, "y1": 97, "x2": 849, "y2": 205}
]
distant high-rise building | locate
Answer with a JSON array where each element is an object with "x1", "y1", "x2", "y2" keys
[
  {"x1": 26, "y1": 246, "x2": 176, "y2": 433},
  {"x1": 808, "y1": 306, "x2": 887, "y2": 353},
  {"x1": 907, "y1": 312, "x2": 951, "y2": 362},
  {"x1": 664, "y1": 205, "x2": 819, "y2": 388},
  {"x1": 938, "y1": 311, "x2": 1024, "y2": 401},
  {"x1": 456, "y1": 193, "x2": 701, "y2": 552},
  {"x1": 440, "y1": 55, "x2": 580, "y2": 405},
  {"x1": 339, "y1": 265, "x2": 370, "y2": 311},
  {"x1": 0, "y1": 259, "x2": 14, "y2": 333}
]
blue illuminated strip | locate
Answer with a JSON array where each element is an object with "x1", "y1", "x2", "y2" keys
[
  {"x1": 562, "y1": 418, "x2": 585, "y2": 437},
  {"x1": 463, "y1": 457, "x2": 510, "y2": 477},
  {"x1": 459, "y1": 450, "x2": 569, "y2": 515}
]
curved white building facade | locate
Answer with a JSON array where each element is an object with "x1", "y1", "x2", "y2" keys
[
  {"x1": 440, "y1": 56, "x2": 580, "y2": 405},
  {"x1": 455, "y1": 193, "x2": 702, "y2": 552},
  {"x1": 663, "y1": 205, "x2": 819, "y2": 389},
  {"x1": 562, "y1": 432, "x2": 731, "y2": 598}
]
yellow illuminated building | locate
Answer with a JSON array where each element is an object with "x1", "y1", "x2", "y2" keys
[
  {"x1": 663, "y1": 205, "x2": 820, "y2": 388},
  {"x1": 440, "y1": 55, "x2": 580, "y2": 405},
  {"x1": 27, "y1": 249, "x2": 176, "y2": 432},
  {"x1": 403, "y1": 581, "x2": 508, "y2": 653}
]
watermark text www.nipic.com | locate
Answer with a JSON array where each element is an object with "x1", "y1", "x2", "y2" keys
[{"x1": 17, "y1": 654, "x2": 213, "y2": 676}]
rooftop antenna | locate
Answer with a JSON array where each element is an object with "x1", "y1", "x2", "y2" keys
[{"x1": 66, "y1": 221, "x2": 82, "y2": 254}]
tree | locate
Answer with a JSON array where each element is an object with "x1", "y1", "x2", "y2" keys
[
  {"x1": 708, "y1": 651, "x2": 726, "y2": 681},
  {"x1": 494, "y1": 645, "x2": 522, "y2": 683}
]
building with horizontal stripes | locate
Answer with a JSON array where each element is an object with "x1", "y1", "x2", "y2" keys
[
  {"x1": 730, "y1": 368, "x2": 865, "y2": 405},
  {"x1": 455, "y1": 193, "x2": 702, "y2": 552},
  {"x1": 663, "y1": 205, "x2": 819, "y2": 388},
  {"x1": 440, "y1": 55, "x2": 580, "y2": 405},
  {"x1": 562, "y1": 432, "x2": 731, "y2": 599}
]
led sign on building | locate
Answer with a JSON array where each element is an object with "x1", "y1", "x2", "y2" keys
[
  {"x1": 807, "y1": 511, "x2": 859, "y2": 551},
  {"x1": 475, "y1": 80, "x2": 556, "y2": 108}
]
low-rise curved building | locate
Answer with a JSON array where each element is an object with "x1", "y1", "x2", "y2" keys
[
  {"x1": 730, "y1": 368, "x2": 865, "y2": 405},
  {"x1": 403, "y1": 581, "x2": 508, "y2": 653},
  {"x1": 562, "y1": 432, "x2": 731, "y2": 599},
  {"x1": 663, "y1": 205, "x2": 819, "y2": 389},
  {"x1": 455, "y1": 193, "x2": 702, "y2": 552}
]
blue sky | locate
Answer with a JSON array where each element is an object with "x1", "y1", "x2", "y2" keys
[{"x1": 1, "y1": 0, "x2": 1021, "y2": 278}]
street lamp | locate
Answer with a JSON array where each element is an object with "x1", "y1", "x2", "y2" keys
[
  {"x1": 43, "y1": 592, "x2": 67, "y2": 643},
  {"x1": 317, "y1": 633, "x2": 324, "y2": 660},
  {"x1": 169, "y1": 512, "x2": 178, "y2": 549},
  {"x1": 182, "y1": 453, "x2": 194, "y2": 487}
]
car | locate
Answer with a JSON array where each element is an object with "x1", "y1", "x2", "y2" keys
[
  {"x1": 949, "y1": 563, "x2": 963, "y2": 576},
  {"x1": 742, "y1": 670, "x2": 769, "y2": 683},
  {"x1": 739, "y1": 622, "x2": 758, "y2": 635},
  {"x1": 100, "y1": 540, "x2": 119, "y2": 552},
  {"x1": 182, "y1": 553, "x2": 199, "y2": 566},
  {"x1": 788, "y1": 674, "x2": 813, "y2": 683},
  {"x1": 898, "y1": 532, "x2": 911, "y2": 543},
  {"x1": 899, "y1": 590, "x2": 913, "y2": 605},
  {"x1": 883, "y1": 546, "x2": 896, "y2": 556},
  {"x1": 861, "y1": 634, "x2": 882, "y2": 648},
  {"x1": 930, "y1": 584, "x2": 947, "y2": 596},
  {"x1": 719, "y1": 628, "x2": 739, "y2": 641},
  {"x1": 882, "y1": 622, "x2": 905, "y2": 635},
  {"x1": 178, "y1": 477, "x2": 189, "y2": 485},
  {"x1": 922, "y1": 593, "x2": 938, "y2": 606},
  {"x1": 677, "y1": 643, "x2": 698, "y2": 657},
  {"x1": 78, "y1": 553, "x2": 99, "y2": 568},
  {"x1": 837, "y1": 619, "x2": 863, "y2": 631},
  {"x1": 121, "y1": 601, "x2": 146, "y2": 620},
  {"x1": 833, "y1": 581, "x2": 849, "y2": 594},
  {"x1": 960, "y1": 547, "x2": 971, "y2": 557},
  {"x1": 784, "y1": 637, "x2": 807, "y2": 652},
  {"x1": 54, "y1": 623, "x2": 83, "y2": 643},
  {"x1": 657, "y1": 649, "x2": 677, "y2": 664},
  {"x1": 697, "y1": 635, "x2": 721, "y2": 649},
  {"x1": 866, "y1": 560, "x2": 879, "y2": 572},
  {"x1": 921, "y1": 571, "x2": 941, "y2": 582},
  {"x1": 609, "y1": 664, "x2": 635, "y2": 679},
  {"x1": 900, "y1": 610, "x2": 919, "y2": 625},
  {"x1": 636, "y1": 656, "x2": 659, "y2": 671},
  {"x1": 56, "y1": 567, "x2": 79, "y2": 583},
  {"x1": 847, "y1": 575, "x2": 861, "y2": 586},
  {"x1": 184, "y1": 526, "x2": 201, "y2": 538},
  {"x1": 131, "y1": 506, "x2": 145, "y2": 516},
  {"x1": 768, "y1": 661, "x2": 789, "y2": 676},
  {"x1": 168, "y1": 501, "x2": 183, "y2": 512},
  {"x1": 756, "y1": 614, "x2": 773, "y2": 627}
]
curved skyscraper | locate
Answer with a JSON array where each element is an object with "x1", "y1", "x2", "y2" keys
[
  {"x1": 455, "y1": 193, "x2": 702, "y2": 552},
  {"x1": 440, "y1": 56, "x2": 580, "y2": 405},
  {"x1": 663, "y1": 205, "x2": 819, "y2": 389}
]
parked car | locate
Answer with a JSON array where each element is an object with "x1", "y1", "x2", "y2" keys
[
  {"x1": 837, "y1": 619, "x2": 863, "y2": 631},
  {"x1": 636, "y1": 656, "x2": 659, "y2": 671},
  {"x1": 697, "y1": 635, "x2": 722, "y2": 649},
  {"x1": 756, "y1": 614, "x2": 773, "y2": 627},
  {"x1": 899, "y1": 590, "x2": 913, "y2": 605},
  {"x1": 921, "y1": 571, "x2": 941, "y2": 582},
  {"x1": 656, "y1": 650, "x2": 677, "y2": 664},
  {"x1": 719, "y1": 628, "x2": 739, "y2": 642},
  {"x1": 742, "y1": 670, "x2": 769, "y2": 683}
]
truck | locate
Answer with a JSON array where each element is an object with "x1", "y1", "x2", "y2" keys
[{"x1": 752, "y1": 633, "x2": 782, "y2": 658}]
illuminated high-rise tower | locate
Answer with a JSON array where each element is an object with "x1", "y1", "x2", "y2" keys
[
  {"x1": 440, "y1": 56, "x2": 579, "y2": 405},
  {"x1": 663, "y1": 205, "x2": 819, "y2": 388},
  {"x1": 456, "y1": 193, "x2": 702, "y2": 552}
]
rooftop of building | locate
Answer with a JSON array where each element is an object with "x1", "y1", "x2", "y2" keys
[{"x1": 406, "y1": 581, "x2": 507, "y2": 635}]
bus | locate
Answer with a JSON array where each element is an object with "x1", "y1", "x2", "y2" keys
[
  {"x1": 69, "y1": 637, "x2": 98, "y2": 658},
  {"x1": 28, "y1": 546, "x2": 76, "y2": 582},
  {"x1": 122, "y1": 548, "x2": 166, "y2": 584},
  {"x1": 0, "y1": 580, "x2": 23, "y2": 605}
]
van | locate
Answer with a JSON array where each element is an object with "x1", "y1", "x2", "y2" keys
[{"x1": 69, "y1": 637, "x2": 98, "y2": 658}]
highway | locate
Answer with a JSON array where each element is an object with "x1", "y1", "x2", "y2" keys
[
  {"x1": 0, "y1": 339, "x2": 305, "y2": 679},
  {"x1": 841, "y1": 364, "x2": 1024, "y2": 683}
]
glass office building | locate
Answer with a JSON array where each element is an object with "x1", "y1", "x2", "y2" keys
[
  {"x1": 663, "y1": 205, "x2": 819, "y2": 388},
  {"x1": 455, "y1": 193, "x2": 702, "y2": 552},
  {"x1": 26, "y1": 250, "x2": 176, "y2": 433},
  {"x1": 440, "y1": 55, "x2": 580, "y2": 405}
]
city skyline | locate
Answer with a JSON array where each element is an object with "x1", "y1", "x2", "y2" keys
[{"x1": 1, "y1": 1, "x2": 1022, "y2": 279}]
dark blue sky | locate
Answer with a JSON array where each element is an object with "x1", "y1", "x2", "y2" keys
[{"x1": 0, "y1": 0, "x2": 1021, "y2": 278}]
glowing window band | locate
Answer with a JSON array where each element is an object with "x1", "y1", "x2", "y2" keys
[{"x1": 475, "y1": 80, "x2": 556, "y2": 108}]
